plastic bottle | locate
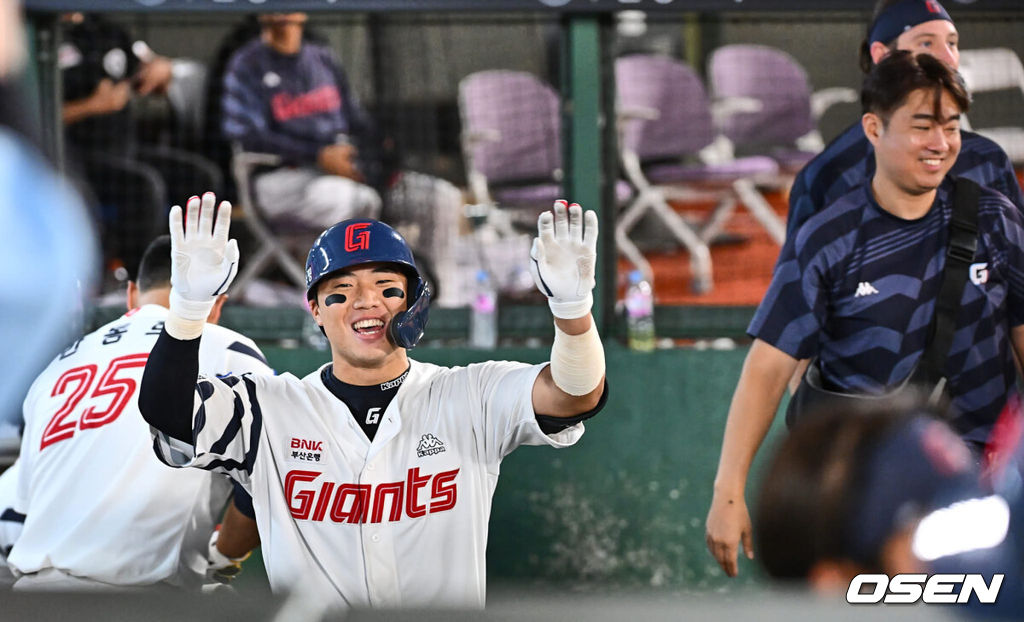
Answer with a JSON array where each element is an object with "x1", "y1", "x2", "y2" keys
[
  {"x1": 469, "y1": 269, "x2": 498, "y2": 349},
  {"x1": 624, "y1": 270, "x2": 655, "y2": 352}
]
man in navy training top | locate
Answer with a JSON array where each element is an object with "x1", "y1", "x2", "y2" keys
[
  {"x1": 706, "y1": 51, "x2": 1024, "y2": 578},
  {"x1": 787, "y1": 0, "x2": 1024, "y2": 238},
  {"x1": 221, "y1": 12, "x2": 382, "y2": 232}
]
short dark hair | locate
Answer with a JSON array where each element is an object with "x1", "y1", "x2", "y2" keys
[
  {"x1": 859, "y1": 0, "x2": 908, "y2": 74},
  {"x1": 861, "y1": 50, "x2": 969, "y2": 125},
  {"x1": 134, "y1": 235, "x2": 172, "y2": 293},
  {"x1": 754, "y1": 394, "x2": 942, "y2": 579}
]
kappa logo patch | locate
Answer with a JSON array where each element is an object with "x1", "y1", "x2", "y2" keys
[
  {"x1": 855, "y1": 281, "x2": 879, "y2": 297},
  {"x1": 416, "y1": 433, "x2": 446, "y2": 458},
  {"x1": 287, "y1": 437, "x2": 327, "y2": 464}
]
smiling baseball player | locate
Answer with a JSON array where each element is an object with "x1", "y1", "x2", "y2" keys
[{"x1": 139, "y1": 193, "x2": 607, "y2": 609}]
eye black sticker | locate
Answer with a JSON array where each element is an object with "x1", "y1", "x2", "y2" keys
[
  {"x1": 383, "y1": 288, "x2": 405, "y2": 299},
  {"x1": 324, "y1": 294, "x2": 347, "y2": 306}
]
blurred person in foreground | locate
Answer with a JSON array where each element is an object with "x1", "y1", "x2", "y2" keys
[
  {"x1": 755, "y1": 396, "x2": 1023, "y2": 615},
  {"x1": 0, "y1": 1, "x2": 98, "y2": 441},
  {"x1": 706, "y1": 50, "x2": 1024, "y2": 577}
]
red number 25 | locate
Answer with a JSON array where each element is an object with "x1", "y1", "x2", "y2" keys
[{"x1": 40, "y1": 353, "x2": 149, "y2": 451}]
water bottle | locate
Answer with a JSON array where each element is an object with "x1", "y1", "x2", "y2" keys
[
  {"x1": 469, "y1": 269, "x2": 498, "y2": 349},
  {"x1": 624, "y1": 270, "x2": 655, "y2": 352}
]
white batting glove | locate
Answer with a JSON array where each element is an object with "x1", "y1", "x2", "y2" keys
[
  {"x1": 206, "y1": 528, "x2": 250, "y2": 585},
  {"x1": 529, "y1": 200, "x2": 598, "y2": 320},
  {"x1": 166, "y1": 192, "x2": 238, "y2": 339}
]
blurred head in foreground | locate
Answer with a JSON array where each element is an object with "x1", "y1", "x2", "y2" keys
[{"x1": 755, "y1": 394, "x2": 1017, "y2": 599}]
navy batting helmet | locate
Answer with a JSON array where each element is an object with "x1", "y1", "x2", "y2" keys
[{"x1": 306, "y1": 219, "x2": 431, "y2": 349}]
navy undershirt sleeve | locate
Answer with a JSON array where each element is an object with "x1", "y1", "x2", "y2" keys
[
  {"x1": 231, "y1": 480, "x2": 256, "y2": 519},
  {"x1": 139, "y1": 329, "x2": 200, "y2": 444},
  {"x1": 534, "y1": 381, "x2": 610, "y2": 434}
]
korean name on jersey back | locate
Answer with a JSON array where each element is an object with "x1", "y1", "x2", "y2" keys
[{"x1": 286, "y1": 467, "x2": 459, "y2": 524}]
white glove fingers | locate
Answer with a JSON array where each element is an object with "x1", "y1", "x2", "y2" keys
[
  {"x1": 537, "y1": 210, "x2": 556, "y2": 247},
  {"x1": 583, "y1": 209, "x2": 599, "y2": 252},
  {"x1": 184, "y1": 195, "x2": 200, "y2": 239},
  {"x1": 568, "y1": 203, "x2": 583, "y2": 244},
  {"x1": 169, "y1": 205, "x2": 185, "y2": 248},
  {"x1": 198, "y1": 192, "x2": 217, "y2": 240},
  {"x1": 225, "y1": 238, "x2": 240, "y2": 264},
  {"x1": 530, "y1": 236, "x2": 544, "y2": 262},
  {"x1": 213, "y1": 199, "x2": 233, "y2": 245},
  {"x1": 552, "y1": 199, "x2": 569, "y2": 240},
  {"x1": 216, "y1": 239, "x2": 240, "y2": 295}
]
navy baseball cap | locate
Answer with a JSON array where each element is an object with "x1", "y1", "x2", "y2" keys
[
  {"x1": 842, "y1": 415, "x2": 985, "y2": 566},
  {"x1": 868, "y1": 0, "x2": 953, "y2": 46}
]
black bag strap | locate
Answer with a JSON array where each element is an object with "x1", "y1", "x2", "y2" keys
[{"x1": 914, "y1": 177, "x2": 981, "y2": 396}]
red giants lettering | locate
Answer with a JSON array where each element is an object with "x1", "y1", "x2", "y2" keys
[
  {"x1": 290, "y1": 438, "x2": 324, "y2": 451},
  {"x1": 286, "y1": 467, "x2": 459, "y2": 524},
  {"x1": 270, "y1": 85, "x2": 342, "y2": 122}
]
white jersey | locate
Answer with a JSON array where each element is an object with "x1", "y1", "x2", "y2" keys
[
  {"x1": 152, "y1": 358, "x2": 583, "y2": 609},
  {"x1": 10, "y1": 304, "x2": 272, "y2": 588},
  {"x1": 0, "y1": 461, "x2": 21, "y2": 587}
]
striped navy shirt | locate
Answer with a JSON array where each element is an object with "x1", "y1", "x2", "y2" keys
[
  {"x1": 787, "y1": 122, "x2": 1024, "y2": 236},
  {"x1": 752, "y1": 178, "x2": 1024, "y2": 442}
]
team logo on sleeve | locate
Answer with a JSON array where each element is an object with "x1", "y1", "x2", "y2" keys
[
  {"x1": 287, "y1": 437, "x2": 328, "y2": 464},
  {"x1": 969, "y1": 263, "x2": 989, "y2": 286},
  {"x1": 416, "y1": 434, "x2": 446, "y2": 457}
]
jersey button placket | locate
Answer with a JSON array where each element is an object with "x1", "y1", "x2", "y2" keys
[{"x1": 360, "y1": 454, "x2": 400, "y2": 606}]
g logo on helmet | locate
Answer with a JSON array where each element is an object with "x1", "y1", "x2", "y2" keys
[{"x1": 344, "y1": 223, "x2": 371, "y2": 252}]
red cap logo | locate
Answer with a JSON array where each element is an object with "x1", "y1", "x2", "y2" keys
[
  {"x1": 925, "y1": 0, "x2": 942, "y2": 14},
  {"x1": 344, "y1": 223, "x2": 371, "y2": 252}
]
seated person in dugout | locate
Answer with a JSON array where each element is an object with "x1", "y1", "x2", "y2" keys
[{"x1": 221, "y1": 12, "x2": 383, "y2": 231}]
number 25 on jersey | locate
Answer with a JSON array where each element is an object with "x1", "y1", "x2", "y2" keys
[{"x1": 40, "y1": 353, "x2": 149, "y2": 451}]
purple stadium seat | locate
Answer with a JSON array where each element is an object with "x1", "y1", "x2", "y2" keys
[
  {"x1": 615, "y1": 54, "x2": 783, "y2": 294},
  {"x1": 708, "y1": 44, "x2": 857, "y2": 172},
  {"x1": 458, "y1": 70, "x2": 631, "y2": 232}
]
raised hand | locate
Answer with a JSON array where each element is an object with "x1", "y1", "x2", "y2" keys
[
  {"x1": 529, "y1": 200, "x2": 599, "y2": 320},
  {"x1": 166, "y1": 192, "x2": 238, "y2": 337}
]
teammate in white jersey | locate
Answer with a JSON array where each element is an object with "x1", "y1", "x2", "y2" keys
[
  {"x1": 7, "y1": 235, "x2": 273, "y2": 590},
  {"x1": 140, "y1": 192, "x2": 608, "y2": 609},
  {"x1": 0, "y1": 461, "x2": 21, "y2": 588}
]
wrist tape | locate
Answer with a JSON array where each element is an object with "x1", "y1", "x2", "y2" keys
[
  {"x1": 550, "y1": 320, "x2": 605, "y2": 396},
  {"x1": 548, "y1": 292, "x2": 593, "y2": 320},
  {"x1": 166, "y1": 290, "x2": 213, "y2": 340}
]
